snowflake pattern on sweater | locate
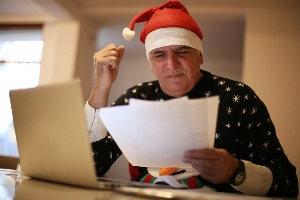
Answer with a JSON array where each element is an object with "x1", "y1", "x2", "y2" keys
[{"x1": 91, "y1": 70, "x2": 298, "y2": 197}]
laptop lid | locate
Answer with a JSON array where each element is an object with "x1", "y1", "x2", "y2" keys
[{"x1": 9, "y1": 79, "x2": 98, "y2": 188}]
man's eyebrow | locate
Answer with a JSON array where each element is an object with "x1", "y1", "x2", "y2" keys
[
  {"x1": 152, "y1": 50, "x2": 165, "y2": 54},
  {"x1": 175, "y1": 46, "x2": 192, "y2": 51}
]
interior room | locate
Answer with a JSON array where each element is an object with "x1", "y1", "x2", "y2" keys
[{"x1": 0, "y1": 0, "x2": 299, "y2": 196}]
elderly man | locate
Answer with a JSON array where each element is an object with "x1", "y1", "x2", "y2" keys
[{"x1": 84, "y1": 0, "x2": 298, "y2": 197}]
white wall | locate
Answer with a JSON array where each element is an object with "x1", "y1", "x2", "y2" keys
[
  {"x1": 40, "y1": 19, "x2": 97, "y2": 101},
  {"x1": 40, "y1": 20, "x2": 80, "y2": 85},
  {"x1": 243, "y1": 5, "x2": 300, "y2": 181}
]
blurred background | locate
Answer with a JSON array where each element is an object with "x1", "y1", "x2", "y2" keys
[{"x1": 0, "y1": 0, "x2": 299, "y2": 181}]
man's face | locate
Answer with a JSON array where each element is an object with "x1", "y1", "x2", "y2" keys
[{"x1": 149, "y1": 45, "x2": 203, "y2": 97}]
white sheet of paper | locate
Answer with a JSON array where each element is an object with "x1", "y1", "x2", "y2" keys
[{"x1": 99, "y1": 96, "x2": 219, "y2": 168}]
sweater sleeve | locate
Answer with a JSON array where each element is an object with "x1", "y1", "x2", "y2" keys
[
  {"x1": 84, "y1": 101, "x2": 107, "y2": 142},
  {"x1": 232, "y1": 89, "x2": 298, "y2": 197},
  {"x1": 84, "y1": 101, "x2": 122, "y2": 177},
  {"x1": 232, "y1": 160, "x2": 273, "y2": 196}
]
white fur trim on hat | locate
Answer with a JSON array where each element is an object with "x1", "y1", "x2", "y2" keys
[{"x1": 145, "y1": 27, "x2": 203, "y2": 59}]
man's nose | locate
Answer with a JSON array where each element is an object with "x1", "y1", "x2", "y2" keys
[{"x1": 166, "y1": 52, "x2": 179, "y2": 70}]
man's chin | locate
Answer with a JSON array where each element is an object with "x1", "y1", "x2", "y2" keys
[{"x1": 162, "y1": 86, "x2": 188, "y2": 97}]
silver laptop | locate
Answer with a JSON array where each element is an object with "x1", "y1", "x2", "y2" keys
[
  {"x1": 9, "y1": 79, "x2": 101, "y2": 188},
  {"x1": 9, "y1": 79, "x2": 170, "y2": 191}
]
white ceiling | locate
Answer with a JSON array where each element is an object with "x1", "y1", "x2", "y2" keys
[
  {"x1": 0, "y1": 0, "x2": 248, "y2": 24},
  {"x1": 0, "y1": 0, "x2": 245, "y2": 74}
]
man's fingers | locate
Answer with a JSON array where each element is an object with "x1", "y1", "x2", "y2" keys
[
  {"x1": 93, "y1": 44, "x2": 124, "y2": 69},
  {"x1": 117, "y1": 45, "x2": 125, "y2": 65},
  {"x1": 94, "y1": 56, "x2": 116, "y2": 68},
  {"x1": 102, "y1": 44, "x2": 117, "y2": 52},
  {"x1": 94, "y1": 50, "x2": 117, "y2": 60},
  {"x1": 184, "y1": 149, "x2": 218, "y2": 160}
]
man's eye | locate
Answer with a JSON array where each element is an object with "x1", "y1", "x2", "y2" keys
[
  {"x1": 154, "y1": 53, "x2": 165, "y2": 58},
  {"x1": 177, "y1": 51, "x2": 188, "y2": 55}
]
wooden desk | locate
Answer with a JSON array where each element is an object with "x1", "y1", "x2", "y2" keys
[{"x1": 0, "y1": 171, "x2": 296, "y2": 200}]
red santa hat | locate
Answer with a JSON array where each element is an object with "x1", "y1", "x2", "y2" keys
[{"x1": 122, "y1": 0, "x2": 203, "y2": 59}]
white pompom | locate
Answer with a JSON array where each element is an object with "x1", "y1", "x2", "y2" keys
[{"x1": 122, "y1": 27, "x2": 135, "y2": 41}]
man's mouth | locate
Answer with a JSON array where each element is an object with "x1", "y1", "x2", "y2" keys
[
  {"x1": 164, "y1": 68, "x2": 184, "y2": 78},
  {"x1": 166, "y1": 72, "x2": 184, "y2": 78}
]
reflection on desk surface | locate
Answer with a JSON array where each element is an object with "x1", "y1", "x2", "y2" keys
[
  {"x1": 11, "y1": 177, "x2": 296, "y2": 200},
  {"x1": 14, "y1": 178, "x2": 141, "y2": 200},
  {"x1": 1, "y1": 171, "x2": 296, "y2": 200}
]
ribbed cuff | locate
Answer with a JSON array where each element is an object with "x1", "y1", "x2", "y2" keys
[
  {"x1": 232, "y1": 160, "x2": 273, "y2": 196},
  {"x1": 84, "y1": 101, "x2": 107, "y2": 143}
]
